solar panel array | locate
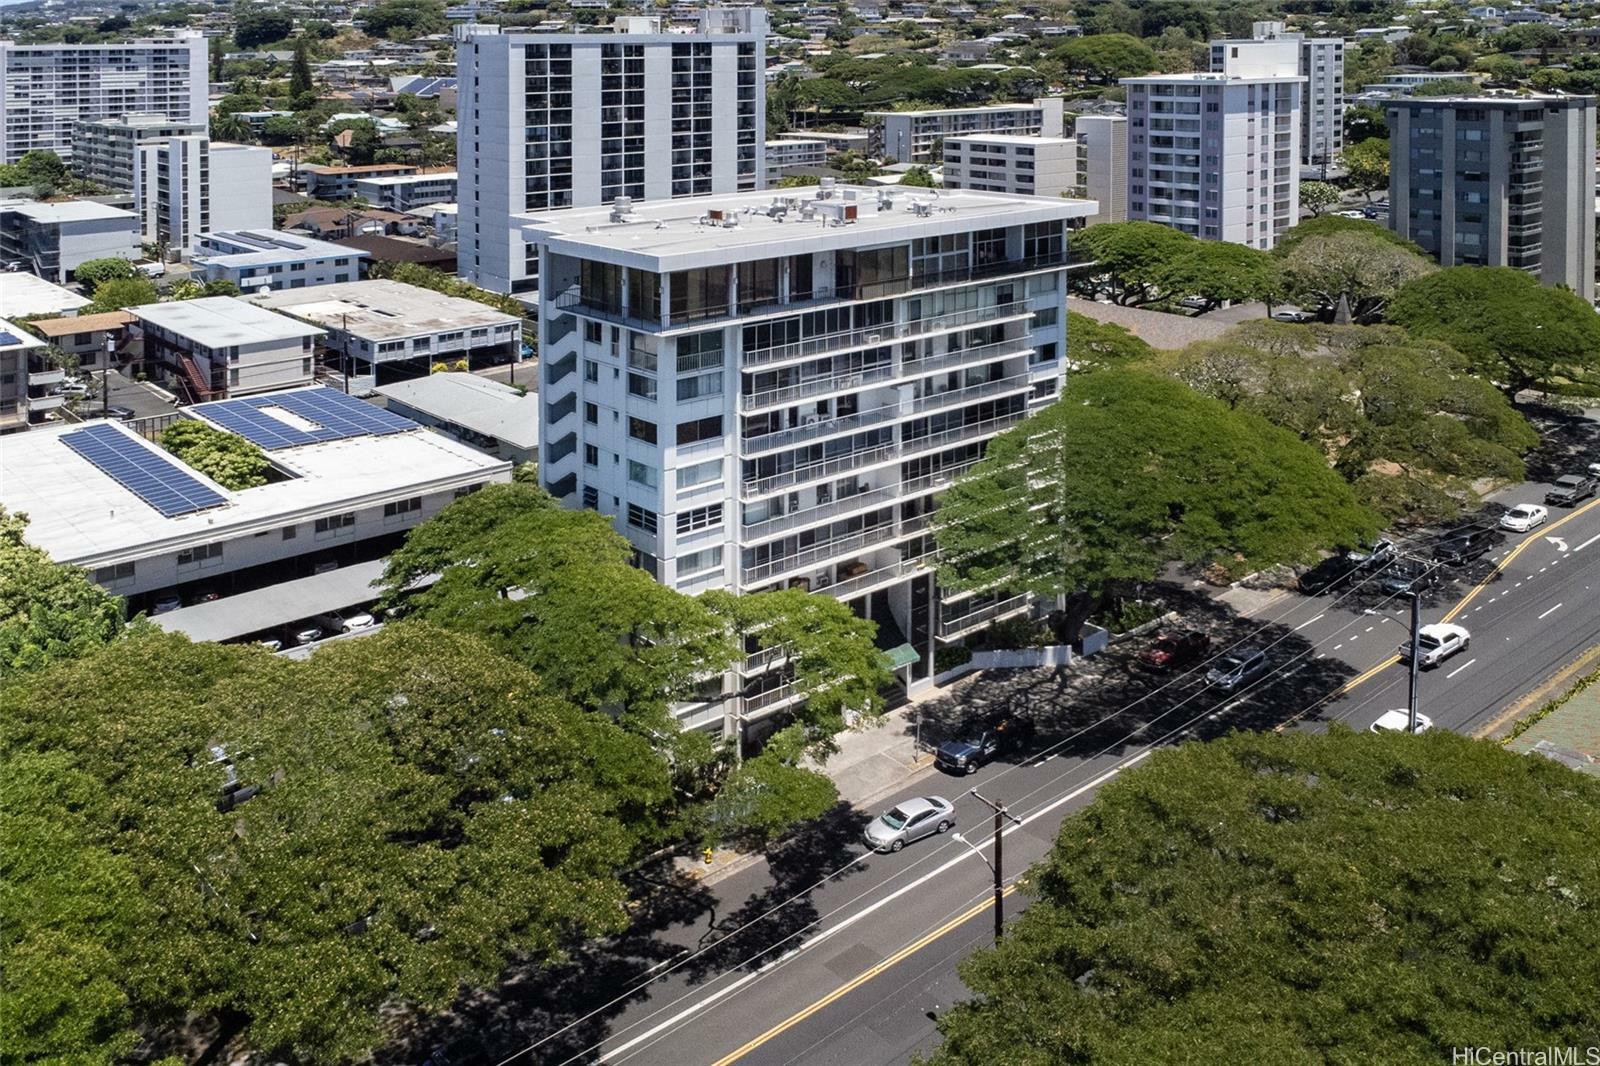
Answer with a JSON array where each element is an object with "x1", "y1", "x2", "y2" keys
[
  {"x1": 0, "y1": 331, "x2": 22, "y2": 347},
  {"x1": 62, "y1": 423, "x2": 229, "y2": 518},
  {"x1": 193, "y1": 387, "x2": 416, "y2": 450}
]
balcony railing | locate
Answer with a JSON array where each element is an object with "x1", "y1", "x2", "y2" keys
[
  {"x1": 741, "y1": 521, "x2": 907, "y2": 585},
  {"x1": 937, "y1": 592, "x2": 1031, "y2": 639},
  {"x1": 744, "y1": 300, "x2": 1034, "y2": 368},
  {"x1": 741, "y1": 362, "x2": 896, "y2": 410},
  {"x1": 742, "y1": 483, "x2": 900, "y2": 541}
]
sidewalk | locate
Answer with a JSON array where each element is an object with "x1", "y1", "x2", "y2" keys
[
  {"x1": 1496, "y1": 651, "x2": 1600, "y2": 778},
  {"x1": 805, "y1": 677, "x2": 979, "y2": 807}
]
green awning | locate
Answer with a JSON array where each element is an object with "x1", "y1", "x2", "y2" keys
[{"x1": 884, "y1": 643, "x2": 921, "y2": 670}]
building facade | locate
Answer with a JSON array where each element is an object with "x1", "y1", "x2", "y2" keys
[
  {"x1": 1122, "y1": 69, "x2": 1303, "y2": 249},
  {"x1": 130, "y1": 295, "x2": 325, "y2": 401},
  {"x1": 455, "y1": 8, "x2": 767, "y2": 295},
  {"x1": 764, "y1": 138, "x2": 826, "y2": 184},
  {"x1": 0, "y1": 33, "x2": 208, "y2": 164},
  {"x1": 352, "y1": 171, "x2": 459, "y2": 212},
  {"x1": 1386, "y1": 94, "x2": 1596, "y2": 300},
  {"x1": 0, "y1": 199, "x2": 141, "y2": 282},
  {"x1": 72, "y1": 111, "x2": 206, "y2": 187},
  {"x1": 1072, "y1": 115, "x2": 1128, "y2": 225},
  {"x1": 0, "y1": 316, "x2": 51, "y2": 432},
  {"x1": 941, "y1": 133, "x2": 1075, "y2": 198},
  {"x1": 525, "y1": 183, "x2": 1093, "y2": 737},
  {"x1": 1210, "y1": 22, "x2": 1343, "y2": 171},
  {"x1": 869, "y1": 98, "x2": 1065, "y2": 164},
  {"x1": 192, "y1": 230, "x2": 369, "y2": 292}
]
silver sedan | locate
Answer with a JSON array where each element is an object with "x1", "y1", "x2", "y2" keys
[{"x1": 863, "y1": 796, "x2": 956, "y2": 852}]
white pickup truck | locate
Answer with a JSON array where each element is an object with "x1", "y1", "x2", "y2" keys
[{"x1": 1398, "y1": 623, "x2": 1470, "y2": 669}]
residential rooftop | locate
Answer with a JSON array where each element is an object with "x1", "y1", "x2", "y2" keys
[
  {"x1": 0, "y1": 272, "x2": 91, "y2": 318},
  {"x1": 865, "y1": 101, "x2": 1053, "y2": 118},
  {"x1": 944, "y1": 132, "x2": 1076, "y2": 146},
  {"x1": 194, "y1": 230, "x2": 371, "y2": 269},
  {"x1": 520, "y1": 184, "x2": 1098, "y2": 269},
  {"x1": 1, "y1": 391, "x2": 510, "y2": 569},
  {"x1": 352, "y1": 171, "x2": 459, "y2": 187},
  {"x1": 300, "y1": 163, "x2": 419, "y2": 176},
  {"x1": 0, "y1": 198, "x2": 138, "y2": 224},
  {"x1": 244, "y1": 278, "x2": 520, "y2": 341},
  {"x1": 128, "y1": 296, "x2": 325, "y2": 345},
  {"x1": 375, "y1": 372, "x2": 539, "y2": 449},
  {"x1": 26, "y1": 310, "x2": 135, "y2": 338}
]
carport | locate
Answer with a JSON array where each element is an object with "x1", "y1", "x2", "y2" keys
[{"x1": 152, "y1": 559, "x2": 393, "y2": 643}]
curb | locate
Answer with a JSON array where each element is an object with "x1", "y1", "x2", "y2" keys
[{"x1": 1474, "y1": 643, "x2": 1600, "y2": 740}]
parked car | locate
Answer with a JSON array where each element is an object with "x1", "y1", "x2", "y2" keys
[
  {"x1": 1271, "y1": 309, "x2": 1315, "y2": 323},
  {"x1": 935, "y1": 714, "x2": 1033, "y2": 774},
  {"x1": 1545, "y1": 474, "x2": 1597, "y2": 507},
  {"x1": 102, "y1": 404, "x2": 136, "y2": 421},
  {"x1": 1380, "y1": 560, "x2": 1435, "y2": 596},
  {"x1": 1346, "y1": 537, "x2": 1397, "y2": 569},
  {"x1": 291, "y1": 624, "x2": 324, "y2": 646},
  {"x1": 315, "y1": 610, "x2": 377, "y2": 634},
  {"x1": 1205, "y1": 648, "x2": 1268, "y2": 691},
  {"x1": 1588, "y1": 461, "x2": 1600, "y2": 477},
  {"x1": 1498, "y1": 504, "x2": 1548, "y2": 533},
  {"x1": 1298, "y1": 555, "x2": 1362, "y2": 595},
  {"x1": 1432, "y1": 526, "x2": 1502, "y2": 565},
  {"x1": 863, "y1": 796, "x2": 956, "y2": 852},
  {"x1": 1335, "y1": 209, "x2": 1367, "y2": 219},
  {"x1": 54, "y1": 379, "x2": 90, "y2": 398},
  {"x1": 1398, "y1": 622, "x2": 1469, "y2": 668},
  {"x1": 1138, "y1": 629, "x2": 1211, "y2": 670},
  {"x1": 150, "y1": 594, "x2": 182, "y2": 615},
  {"x1": 257, "y1": 638, "x2": 283, "y2": 652},
  {"x1": 1370, "y1": 709, "x2": 1434, "y2": 734}
]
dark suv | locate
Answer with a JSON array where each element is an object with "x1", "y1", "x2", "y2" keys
[
  {"x1": 1432, "y1": 526, "x2": 1502, "y2": 566},
  {"x1": 1546, "y1": 474, "x2": 1597, "y2": 507},
  {"x1": 935, "y1": 714, "x2": 1034, "y2": 775},
  {"x1": 1298, "y1": 554, "x2": 1362, "y2": 595}
]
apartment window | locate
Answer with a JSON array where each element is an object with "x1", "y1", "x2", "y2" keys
[
  {"x1": 677, "y1": 545, "x2": 723, "y2": 579},
  {"x1": 585, "y1": 360, "x2": 600, "y2": 382},
  {"x1": 676, "y1": 330, "x2": 724, "y2": 372},
  {"x1": 584, "y1": 402, "x2": 599, "y2": 424},
  {"x1": 282, "y1": 525, "x2": 297, "y2": 540},
  {"x1": 582, "y1": 485, "x2": 599, "y2": 509},
  {"x1": 628, "y1": 416, "x2": 658, "y2": 445},
  {"x1": 584, "y1": 443, "x2": 599, "y2": 466},
  {"x1": 626, "y1": 503, "x2": 658, "y2": 534},
  {"x1": 177, "y1": 542, "x2": 223, "y2": 566},
  {"x1": 94, "y1": 561, "x2": 136, "y2": 583},
  {"x1": 315, "y1": 512, "x2": 356, "y2": 533},
  {"x1": 627, "y1": 372, "x2": 657, "y2": 401},
  {"x1": 677, "y1": 458, "x2": 722, "y2": 488},
  {"x1": 676, "y1": 371, "x2": 723, "y2": 401},
  {"x1": 584, "y1": 320, "x2": 603, "y2": 344},
  {"x1": 383, "y1": 496, "x2": 423, "y2": 518},
  {"x1": 676, "y1": 503, "x2": 723, "y2": 534},
  {"x1": 627, "y1": 460, "x2": 658, "y2": 488},
  {"x1": 677, "y1": 416, "x2": 723, "y2": 446}
]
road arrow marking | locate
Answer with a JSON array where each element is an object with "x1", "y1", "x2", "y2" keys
[{"x1": 1547, "y1": 536, "x2": 1569, "y2": 552}]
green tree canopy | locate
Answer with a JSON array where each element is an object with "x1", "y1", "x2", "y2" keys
[
  {"x1": 1155, "y1": 241, "x2": 1281, "y2": 314},
  {"x1": 1297, "y1": 180, "x2": 1340, "y2": 217},
  {"x1": 1343, "y1": 102, "x2": 1388, "y2": 143},
  {"x1": 1388, "y1": 266, "x2": 1600, "y2": 397},
  {"x1": 1064, "y1": 310, "x2": 1156, "y2": 373},
  {"x1": 0, "y1": 508, "x2": 126, "y2": 677},
  {"x1": 362, "y1": 0, "x2": 447, "y2": 39},
  {"x1": 1069, "y1": 221, "x2": 1196, "y2": 306},
  {"x1": 1273, "y1": 214, "x2": 1425, "y2": 258},
  {"x1": 70, "y1": 256, "x2": 136, "y2": 287},
  {"x1": 158, "y1": 420, "x2": 271, "y2": 490},
  {"x1": 83, "y1": 277, "x2": 157, "y2": 314},
  {"x1": 1277, "y1": 229, "x2": 1436, "y2": 323},
  {"x1": 1165, "y1": 323, "x2": 1538, "y2": 523},
  {"x1": 232, "y1": 3, "x2": 294, "y2": 48},
  {"x1": 935, "y1": 369, "x2": 1377, "y2": 638},
  {"x1": 0, "y1": 625, "x2": 672, "y2": 1062},
  {"x1": 1339, "y1": 137, "x2": 1390, "y2": 200},
  {"x1": 899, "y1": 165, "x2": 937, "y2": 188},
  {"x1": 288, "y1": 37, "x2": 314, "y2": 100},
  {"x1": 1052, "y1": 33, "x2": 1157, "y2": 82},
  {"x1": 925, "y1": 728, "x2": 1600, "y2": 1064}
]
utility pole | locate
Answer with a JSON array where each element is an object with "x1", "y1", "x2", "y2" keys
[
  {"x1": 102, "y1": 333, "x2": 113, "y2": 418},
  {"x1": 968, "y1": 789, "x2": 1021, "y2": 942},
  {"x1": 341, "y1": 311, "x2": 350, "y2": 394},
  {"x1": 1406, "y1": 587, "x2": 1423, "y2": 734}
]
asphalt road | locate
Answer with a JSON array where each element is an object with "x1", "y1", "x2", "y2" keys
[{"x1": 510, "y1": 487, "x2": 1600, "y2": 1066}]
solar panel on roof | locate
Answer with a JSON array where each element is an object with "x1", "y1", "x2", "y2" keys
[
  {"x1": 62, "y1": 423, "x2": 229, "y2": 518},
  {"x1": 0, "y1": 331, "x2": 22, "y2": 346},
  {"x1": 191, "y1": 387, "x2": 416, "y2": 450}
]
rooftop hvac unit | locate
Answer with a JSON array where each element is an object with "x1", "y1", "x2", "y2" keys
[
  {"x1": 610, "y1": 195, "x2": 633, "y2": 222},
  {"x1": 818, "y1": 176, "x2": 837, "y2": 198}
]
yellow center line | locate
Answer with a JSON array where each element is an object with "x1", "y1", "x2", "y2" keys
[
  {"x1": 710, "y1": 496, "x2": 1600, "y2": 1065},
  {"x1": 709, "y1": 887, "x2": 1020, "y2": 1066}
]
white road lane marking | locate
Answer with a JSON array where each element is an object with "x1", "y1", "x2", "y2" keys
[
  {"x1": 1294, "y1": 614, "x2": 1325, "y2": 631},
  {"x1": 1538, "y1": 603, "x2": 1564, "y2": 620},
  {"x1": 1575, "y1": 532, "x2": 1600, "y2": 553},
  {"x1": 1446, "y1": 657, "x2": 1477, "y2": 679}
]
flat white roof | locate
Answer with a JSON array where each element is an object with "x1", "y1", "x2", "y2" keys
[
  {"x1": 129, "y1": 296, "x2": 325, "y2": 345},
  {"x1": 195, "y1": 229, "x2": 368, "y2": 268},
  {"x1": 945, "y1": 132, "x2": 1075, "y2": 146},
  {"x1": 245, "y1": 279, "x2": 521, "y2": 342},
  {"x1": 0, "y1": 273, "x2": 91, "y2": 318},
  {"x1": 867, "y1": 101, "x2": 1049, "y2": 118},
  {"x1": 2, "y1": 402, "x2": 510, "y2": 568},
  {"x1": 1123, "y1": 73, "x2": 1305, "y2": 84},
  {"x1": 521, "y1": 184, "x2": 1097, "y2": 270},
  {"x1": 375, "y1": 372, "x2": 539, "y2": 449},
  {"x1": 0, "y1": 198, "x2": 137, "y2": 223},
  {"x1": 353, "y1": 171, "x2": 459, "y2": 187}
]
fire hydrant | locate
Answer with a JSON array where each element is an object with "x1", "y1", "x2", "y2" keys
[{"x1": 702, "y1": 846, "x2": 715, "y2": 865}]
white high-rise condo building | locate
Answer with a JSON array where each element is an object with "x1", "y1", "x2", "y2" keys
[
  {"x1": 1122, "y1": 57, "x2": 1303, "y2": 249},
  {"x1": 1072, "y1": 115, "x2": 1127, "y2": 225},
  {"x1": 868, "y1": 98, "x2": 1065, "y2": 164},
  {"x1": 525, "y1": 183, "x2": 1095, "y2": 738},
  {"x1": 941, "y1": 133, "x2": 1076, "y2": 198},
  {"x1": 0, "y1": 33, "x2": 208, "y2": 164},
  {"x1": 1386, "y1": 94, "x2": 1596, "y2": 301},
  {"x1": 1211, "y1": 22, "x2": 1343, "y2": 171},
  {"x1": 455, "y1": 8, "x2": 767, "y2": 296}
]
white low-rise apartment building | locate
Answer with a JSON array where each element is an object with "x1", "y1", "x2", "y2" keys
[
  {"x1": 191, "y1": 230, "x2": 369, "y2": 292},
  {"x1": 0, "y1": 32, "x2": 208, "y2": 163},
  {"x1": 869, "y1": 98, "x2": 1066, "y2": 164},
  {"x1": 764, "y1": 138, "x2": 827, "y2": 184},
  {"x1": 0, "y1": 315, "x2": 52, "y2": 432},
  {"x1": 0, "y1": 199, "x2": 141, "y2": 282},
  {"x1": 0, "y1": 386, "x2": 511, "y2": 620},
  {"x1": 352, "y1": 171, "x2": 459, "y2": 212},
  {"x1": 1072, "y1": 115, "x2": 1128, "y2": 225},
  {"x1": 1123, "y1": 54, "x2": 1303, "y2": 249},
  {"x1": 942, "y1": 133, "x2": 1075, "y2": 198},
  {"x1": 777, "y1": 129, "x2": 870, "y2": 156},
  {"x1": 129, "y1": 295, "x2": 325, "y2": 401},
  {"x1": 524, "y1": 182, "x2": 1094, "y2": 738},
  {"x1": 301, "y1": 163, "x2": 418, "y2": 200},
  {"x1": 247, "y1": 278, "x2": 524, "y2": 387},
  {"x1": 455, "y1": 7, "x2": 767, "y2": 295}
]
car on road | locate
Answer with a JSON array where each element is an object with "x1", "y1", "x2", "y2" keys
[
  {"x1": 1138, "y1": 629, "x2": 1211, "y2": 670},
  {"x1": 1432, "y1": 526, "x2": 1502, "y2": 565},
  {"x1": 1545, "y1": 474, "x2": 1597, "y2": 507},
  {"x1": 101, "y1": 404, "x2": 137, "y2": 421},
  {"x1": 935, "y1": 714, "x2": 1033, "y2": 774},
  {"x1": 1380, "y1": 560, "x2": 1435, "y2": 596},
  {"x1": 1205, "y1": 648, "x2": 1268, "y2": 691},
  {"x1": 1271, "y1": 309, "x2": 1316, "y2": 323},
  {"x1": 257, "y1": 638, "x2": 283, "y2": 652},
  {"x1": 1299, "y1": 554, "x2": 1362, "y2": 595},
  {"x1": 1335, "y1": 209, "x2": 1368, "y2": 219},
  {"x1": 1399, "y1": 622, "x2": 1470, "y2": 668},
  {"x1": 1498, "y1": 504, "x2": 1548, "y2": 533},
  {"x1": 863, "y1": 796, "x2": 956, "y2": 852},
  {"x1": 1370, "y1": 709, "x2": 1434, "y2": 734},
  {"x1": 1346, "y1": 537, "x2": 1397, "y2": 569}
]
